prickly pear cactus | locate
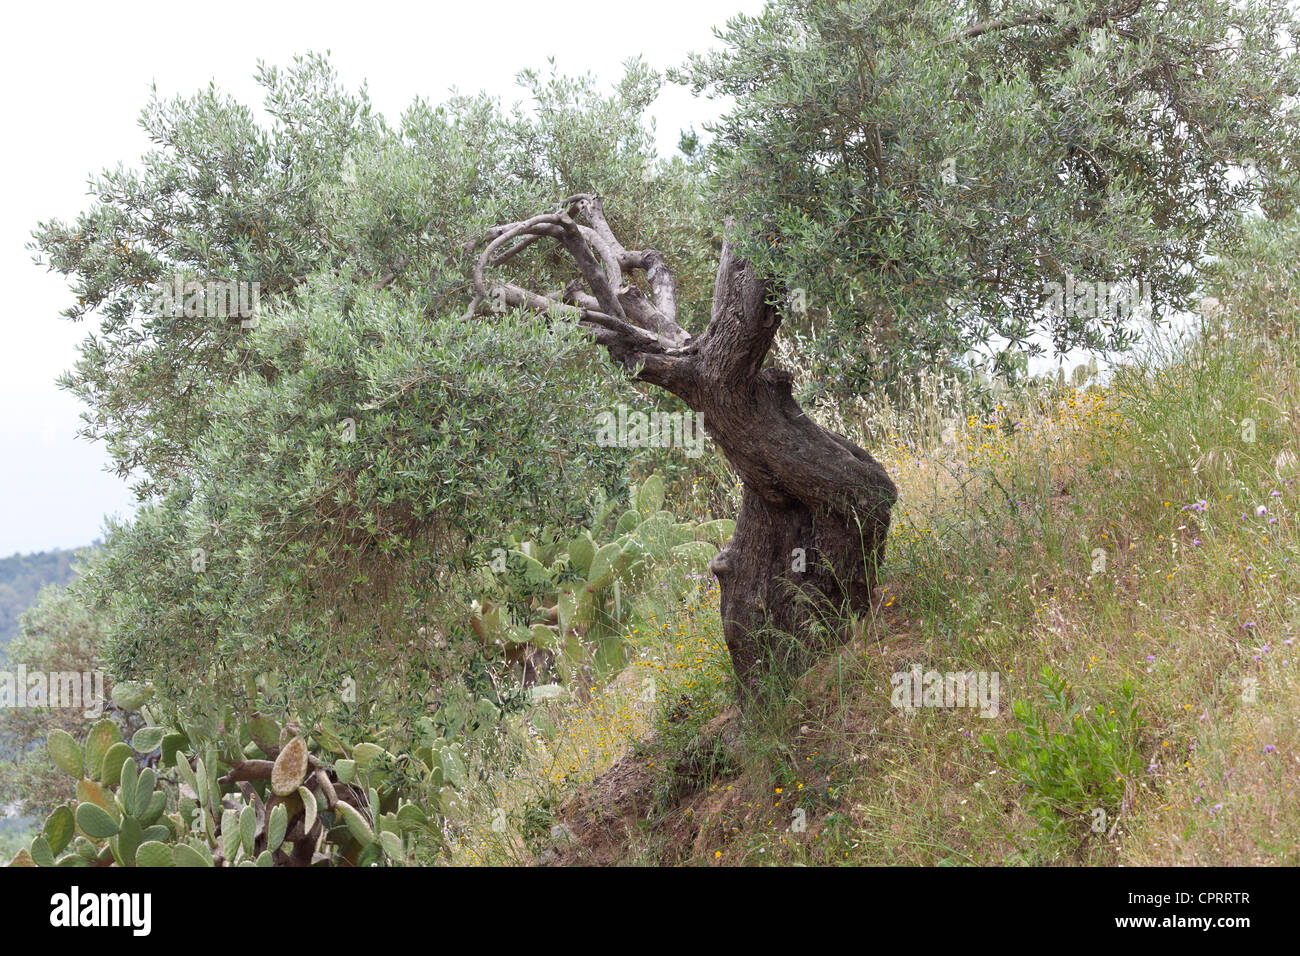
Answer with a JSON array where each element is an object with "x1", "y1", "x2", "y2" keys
[
  {"x1": 8, "y1": 710, "x2": 436, "y2": 868},
  {"x1": 470, "y1": 473, "x2": 732, "y2": 690}
]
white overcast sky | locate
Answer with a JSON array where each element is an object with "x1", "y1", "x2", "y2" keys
[{"x1": 0, "y1": 0, "x2": 764, "y2": 557}]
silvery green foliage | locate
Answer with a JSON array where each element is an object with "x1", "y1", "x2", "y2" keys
[
  {"x1": 679, "y1": 0, "x2": 1300, "y2": 399},
  {"x1": 1204, "y1": 210, "x2": 1300, "y2": 335},
  {"x1": 31, "y1": 54, "x2": 716, "y2": 739}
]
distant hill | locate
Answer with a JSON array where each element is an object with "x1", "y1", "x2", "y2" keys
[{"x1": 0, "y1": 547, "x2": 93, "y2": 651}]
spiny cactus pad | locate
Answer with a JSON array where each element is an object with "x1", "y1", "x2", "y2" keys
[
  {"x1": 75, "y1": 802, "x2": 119, "y2": 839},
  {"x1": 47, "y1": 729, "x2": 83, "y2": 778}
]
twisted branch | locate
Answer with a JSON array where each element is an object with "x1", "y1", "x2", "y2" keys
[{"x1": 464, "y1": 193, "x2": 696, "y2": 395}]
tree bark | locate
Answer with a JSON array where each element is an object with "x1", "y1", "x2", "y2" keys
[
  {"x1": 468, "y1": 197, "x2": 898, "y2": 694},
  {"x1": 688, "y1": 243, "x2": 897, "y2": 690}
]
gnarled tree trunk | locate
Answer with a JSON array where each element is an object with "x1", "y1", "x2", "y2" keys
[{"x1": 468, "y1": 196, "x2": 897, "y2": 693}]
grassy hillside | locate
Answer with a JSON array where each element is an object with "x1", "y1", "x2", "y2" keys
[{"x1": 438, "y1": 301, "x2": 1299, "y2": 866}]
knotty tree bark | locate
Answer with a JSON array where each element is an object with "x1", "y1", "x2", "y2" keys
[{"x1": 467, "y1": 195, "x2": 897, "y2": 692}]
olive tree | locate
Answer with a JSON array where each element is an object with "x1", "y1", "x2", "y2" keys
[
  {"x1": 32, "y1": 56, "x2": 716, "y2": 731},
  {"x1": 34, "y1": 0, "x2": 1300, "y2": 709},
  {"x1": 461, "y1": 0, "x2": 1300, "y2": 688}
]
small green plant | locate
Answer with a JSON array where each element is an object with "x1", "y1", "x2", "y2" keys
[
  {"x1": 518, "y1": 796, "x2": 555, "y2": 855},
  {"x1": 981, "y1": 667, "x2": 1144, "y2": 841}
]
